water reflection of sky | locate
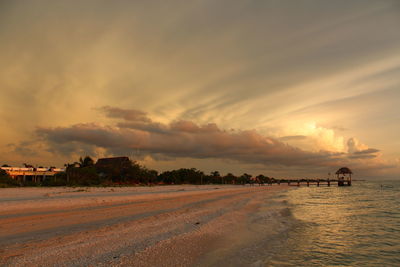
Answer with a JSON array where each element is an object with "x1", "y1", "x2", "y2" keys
[{"x1": 267, "y1": 180, "x2": 400, "y2": 266}]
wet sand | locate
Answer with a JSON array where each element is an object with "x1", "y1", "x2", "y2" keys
[{"x1": 0, "y1": 185, "x2": 290, "y2": 267}]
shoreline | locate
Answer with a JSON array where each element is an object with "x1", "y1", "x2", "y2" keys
[{"x1": 0, "y1": 185, "x2": 292, "y2": 266}]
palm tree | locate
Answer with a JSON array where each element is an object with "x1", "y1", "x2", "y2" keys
[
  {"x1": 211, "y1": 171, "x2": 222, "y2": 184},
  {"x1": 239, "y1": 173, "x2": 252, "y2": 185},
  {"x1": 224, "y1": 173, "x2": 237, "y2": 184},
  {"x1": 77, "y1": 156, "x2": 95, "y2": 168},
  {"x1": 256, "y1": 174, "x2": 266, "y2": 185},
  {"x1": 64, "y1": 163, "x2": 76, "y2": 183}
]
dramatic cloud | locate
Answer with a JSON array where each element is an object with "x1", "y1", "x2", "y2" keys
[
  {"x1": 347, "y1": 137, "x2": 367, "y2": 153},
  {"x1": 98, "y1": 106, "x2": 151, "y2": 123},
  {"x1": 279, "y1": 135, "x2": 308, "y2": 141},
  {"x1": 36, "y1": 107, "x2": 391, "y2": 171},
  {"x1": 353, "y1": 148, "x2": 380, "y2": 155}
]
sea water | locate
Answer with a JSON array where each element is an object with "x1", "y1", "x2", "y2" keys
[{"x1": 265, "y1": 180, "x2": 400, "y2": 267}]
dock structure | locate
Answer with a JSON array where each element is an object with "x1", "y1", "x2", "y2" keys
[
  {"x1": 278, "y1": 178, "x2": 347, "y2": 187},
  {"x1": 262, "y1": 167, "x2": 353, "y2": 187}
]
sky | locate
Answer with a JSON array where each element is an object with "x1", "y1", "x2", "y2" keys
[{"x1": 1, "y1": 0, "x2": 399, "y2": 179}]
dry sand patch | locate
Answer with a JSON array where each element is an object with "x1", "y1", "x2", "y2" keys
[{"x1": 0, "y1": 185, "x2": 290, "y2": 267}]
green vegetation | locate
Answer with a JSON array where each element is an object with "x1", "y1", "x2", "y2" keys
[
  {"x1": 0, "y1": 169, "x2": 20, "y2": 187},
  {"x1": 1, "y1": 156, "x2": 278, "y2": 187}
]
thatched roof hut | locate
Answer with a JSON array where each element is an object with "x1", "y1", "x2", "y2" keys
[
  {"x1": 336, "y1": 167, "x2": 353, "y2": 186},
  {"x1": 95, "y1": 157, "x2": 131, "y2": 169},
  {"x1": 335, "y1": 167, "x2": 353, "y2": 175}
]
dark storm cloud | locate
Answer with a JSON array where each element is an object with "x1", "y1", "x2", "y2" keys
[
  {"x1": 7, "y1": 142, "x2": 38, "y2": 157},
  {"x1": 348, "y1": 148, "x2": 380, "y2": 159},
  {"x1": 37, "y1": 108, "x2": 347, "y2": 168},
  {"x1": 99, "y1": 106, "x2": 151, "y2": 122},
  {"x1": 348, "y1": 154, "x2": 377, "y2": 159},
  {"x1": 353, "y1": 148, "x2": 380, "y2": 155},
  {"x1": 279, "y1": 135, "x2": 308, "y2": 141},
  {"x1": 116, "y1": 122, "x2": 169, "y2": 134}
]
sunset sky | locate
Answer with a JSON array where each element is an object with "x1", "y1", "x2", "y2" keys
[{"x1": 1, "y1": 0, "x2": 399, "y2": 178}]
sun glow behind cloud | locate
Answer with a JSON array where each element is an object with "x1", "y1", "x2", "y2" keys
[{"x1": 278, "y1": 122, "x2": 346, "y2": 153}]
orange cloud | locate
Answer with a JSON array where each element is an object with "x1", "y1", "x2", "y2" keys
[{"x1": 33, "y1": 107, "x2": 389, "y2": 171}]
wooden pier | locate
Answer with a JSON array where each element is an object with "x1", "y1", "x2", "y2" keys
[
  {"x1": 276, "y1": 179, "x2": 351, "y2": 187},
  {"x1": 273, "y1": 167, "x2": 353, "y2": 187}
]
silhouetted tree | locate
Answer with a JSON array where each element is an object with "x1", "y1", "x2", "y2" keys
[
  {"x1": 224, "y1": 173, "x2": 237, "y2": 184},
  {"x1": 64, "y1": 163, "x2": 76, "y2": 183},
  {"x1": 63, "y1": 157, "x2": 100, "y2": 185},
  {"x1": 124, "y1": 161, "x2": 158, "y2": 184},
  {"x1": 211, "y1": 171, "x2": 223, "y2": 184},
  {"x1": 238, "y1": 173, "x2": 252, "y2": 185},
  {"x1": 78, "y1": 156, "x2": 94, "y2": 168},
  {"x1": 0, "y1": 169, "x2": 19, "y2": 187},
  {"x1": 37, "y1": 155, "x2": 278, "y2": 187},
  {"x1": 158, "y1": 168, "x2": 204, "y2": 185},
  {"x1": 256, "y1": 174, "x2": 267, "y2": 185},
  {"x1": 68, "y1": 166, "x2": 100, "y2": 186}
]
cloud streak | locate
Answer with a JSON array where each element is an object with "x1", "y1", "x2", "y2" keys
[{"x1": 35, "y1": 107, "x2": 387, "y2": 170}]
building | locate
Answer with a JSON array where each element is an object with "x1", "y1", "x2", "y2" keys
[{"x1": 0, "y1": 166, "x2": 65, "y2": 182}]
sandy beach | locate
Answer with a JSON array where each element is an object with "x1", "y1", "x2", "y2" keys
[{"x1": 0, "y1": 185, "x2": 291, "y2": 267}]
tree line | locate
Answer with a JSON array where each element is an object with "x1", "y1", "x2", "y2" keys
[{"x1": 1, "y1": 156, "x2": 279, "y2": 187}]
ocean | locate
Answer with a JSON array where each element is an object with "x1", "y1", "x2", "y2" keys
[{"x1": 264, "y1": 180, "x2": 400, "y2": 267}]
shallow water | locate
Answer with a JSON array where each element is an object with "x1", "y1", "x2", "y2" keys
[{"x1": 265, "y1": 180, "x2": 400, "y2": 267}]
